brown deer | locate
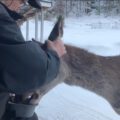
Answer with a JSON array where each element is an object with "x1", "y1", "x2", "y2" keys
[
  {"x1": 14, "y1": 6, "x2": 120, "y2": 115},
  {"x1": 64, "y1": 44, "x2": 120, "y2": 115},
  {"x1": 28, "y1": 44, "x2": 120, "y2": 115}
]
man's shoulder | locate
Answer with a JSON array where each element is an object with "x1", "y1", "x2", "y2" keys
[
  {"x1": 0, "y1": 2, "x2": 17, "y2": 22},
  {"x1": 0, "y1": 3, "x2": 11, "y2": 18}
]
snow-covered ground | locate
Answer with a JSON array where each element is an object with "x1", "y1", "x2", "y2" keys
[{"x1": 21, "y1": 16, "x2": 120, "y2": 120}]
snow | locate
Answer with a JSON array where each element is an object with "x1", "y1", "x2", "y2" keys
[
  {"x1": 21, "y1": 16, "x2": 120, "y2": 120},
  {"x1": 36, "y1": 84, "x2": 119, "y2": 120}
]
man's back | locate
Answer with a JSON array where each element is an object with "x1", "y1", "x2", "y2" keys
[
  {"x1": 0, "y1": 1, "x2": 66, "y2": 119},
  {"x1": 0, "y1": 2, "x2": 60, "y2": 94}
]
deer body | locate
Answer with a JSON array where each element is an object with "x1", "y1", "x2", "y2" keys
[
  {"x1": 24, "y1": 44, "x2": 120, "y2": 115},
  {"x1": 64, "y1": 45, "x2": 120, "y2": 114}
]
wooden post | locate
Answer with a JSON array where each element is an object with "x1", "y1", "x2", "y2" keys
[
  {"x1": 40, "y1": 8, "x2": 44, "y2": 42},
  {"x1": 35, "y1": 12, "x2": 39, "y2": 41},
  {"x1": 26, "y1": 19, "x2": 29, "y2": 41}
]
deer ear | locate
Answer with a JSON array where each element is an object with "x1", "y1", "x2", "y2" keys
[{"x1": 28, "y1": 0, "x2": 41, "y2": 9}]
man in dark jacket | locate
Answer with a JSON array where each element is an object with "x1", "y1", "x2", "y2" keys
[{"x1": 0, "y1": 0, "x2": 66, "y2": 119}]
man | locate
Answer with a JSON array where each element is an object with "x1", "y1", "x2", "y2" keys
[{"x1": 0, "y1": 0, "x2": 66, "y2": 120}]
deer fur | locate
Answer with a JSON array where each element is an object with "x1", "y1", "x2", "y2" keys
[
  {"x1": 64, "y1": 45, "x2": 120, "y2": 115},
  {"x1": 24, "y1": 44, "x2": 120, "y2": 115}
]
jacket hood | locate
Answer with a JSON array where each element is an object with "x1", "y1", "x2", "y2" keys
[{"x1": 0, "y1": 2, "x2": 23, "y2": 21}]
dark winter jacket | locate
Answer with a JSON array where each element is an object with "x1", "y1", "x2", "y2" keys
[{"x1": 0, "y1": 3, "x2": 60, "y2": 118}]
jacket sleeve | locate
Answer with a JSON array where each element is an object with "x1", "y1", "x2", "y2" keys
[
  {"x1": 0, "y1": 4, "x2": 60, "y2": 94},
  {"x1": 0, "y1": 41, "x2": 60, "y2": 94}
]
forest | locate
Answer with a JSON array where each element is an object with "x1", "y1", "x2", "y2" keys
[{"x1": 50, "y1": 0, "x2": 120, "y2": 17}]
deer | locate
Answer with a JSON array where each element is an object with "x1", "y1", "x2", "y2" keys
[
  {"x1": 26, "y1": 43, "x2": 120, "y2": 116},
  {"x1": 63, "y1": 44, "x2": 120, "y2": 115},
  {"x1": 10, "y1": 11, "x2": 120, "y2": 116},
  {"x1": 33, "y1": 15, "x2": 120, "y2": 115}
]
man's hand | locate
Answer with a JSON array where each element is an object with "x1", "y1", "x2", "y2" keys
[{"x1": 47, "y1": 39, "x2": 66, "y2": 58}]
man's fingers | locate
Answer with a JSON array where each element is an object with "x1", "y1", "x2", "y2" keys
[{"x1": 47, "y1": 40, "x2": 66, "y2": 58}]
